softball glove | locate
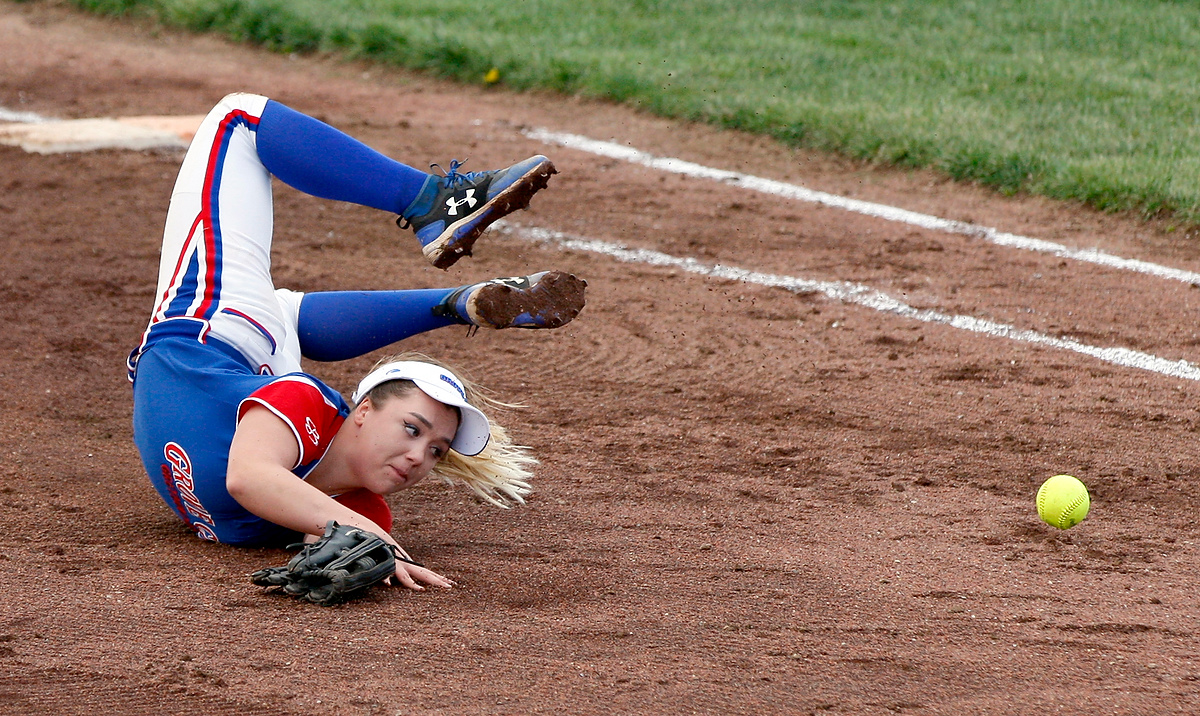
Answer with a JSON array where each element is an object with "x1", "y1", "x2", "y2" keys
[{"x1": 251, "y1": 521, "x2": 397, "y2": 606}]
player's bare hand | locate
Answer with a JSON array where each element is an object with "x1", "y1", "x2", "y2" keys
[{"x1": 387, "y1": 560, "x2": 455, "y2": 591}]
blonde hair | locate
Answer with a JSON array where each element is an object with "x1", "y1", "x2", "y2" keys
[{"x1": 361, "y1": 352, "x2": 534, "y2": 507}]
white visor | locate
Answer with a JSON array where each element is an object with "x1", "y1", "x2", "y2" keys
[{"x1": 351, "y1": 361, "x2": 490, "y2": 456}]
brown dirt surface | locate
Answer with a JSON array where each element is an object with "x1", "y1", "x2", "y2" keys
[{"x1": 4, "y1": 2, "x2": 1200, "y2": 714}]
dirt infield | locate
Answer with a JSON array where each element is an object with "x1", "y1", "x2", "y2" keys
[{"x1": 5, "y1": 3, "x2": 1200, "y2": 714}]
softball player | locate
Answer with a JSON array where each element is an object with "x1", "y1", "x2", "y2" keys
[{"x1": 129, "y1": 92, "x2": 585, "y2": 590}]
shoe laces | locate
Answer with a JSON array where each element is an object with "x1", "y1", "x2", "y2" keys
[
  {"x1": 430, "y1": 158, "x2": 481, "y2": 188},
  {"x1": 396, "y1": 159, "x2": 478, "y2": 229}
]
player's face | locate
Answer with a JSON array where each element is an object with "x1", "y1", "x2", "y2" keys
[{"x1": 354, "y1": 390, "x2": 458, "y2": 494}]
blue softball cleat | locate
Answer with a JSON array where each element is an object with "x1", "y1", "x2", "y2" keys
[
  {"x1": 398, "y1": 156, "x2": 557, "y2": 269},
  {"x1": 433, "y1": 271, "x2": 587, "y2": 329}
]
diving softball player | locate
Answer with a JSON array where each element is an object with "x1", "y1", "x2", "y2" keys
[{"x1": 129, "y1": 92, "x2": 585, "y2": 590}]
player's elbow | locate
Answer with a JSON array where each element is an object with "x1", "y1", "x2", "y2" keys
[
  {"x1": 226, "y1": 463, "x2": 274, "y2": 516},
  {"x1": 225, "y1": 460, "x2": 257, "y2": 503}
]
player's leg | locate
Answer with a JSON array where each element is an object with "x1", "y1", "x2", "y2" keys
[
  {"x1": 130, "y1": 92, "x2": 295, "y2": 377},
  {"x1": 256, "y1": 99, "x2": 556, "y2": 269},
  {"x1": 294, "y1": 271, "x2": 587, "y2": 362}
]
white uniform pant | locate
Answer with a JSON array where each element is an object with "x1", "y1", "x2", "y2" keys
[{"x1": 132, "y1": 93, "x2": 304, "y2": 378}]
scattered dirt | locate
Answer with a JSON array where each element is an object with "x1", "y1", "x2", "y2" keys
[{"x1": 3, "y1": 2, "x2": 1200, "y2": 714}]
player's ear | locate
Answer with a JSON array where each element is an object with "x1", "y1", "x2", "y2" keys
[{"x1": 352, "y1": 396, "x2": 373, "y2": 425}]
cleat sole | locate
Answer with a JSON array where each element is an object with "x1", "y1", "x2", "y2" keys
[{"x1": 470, "y1": 271, "x2": 587, "y2": 329}]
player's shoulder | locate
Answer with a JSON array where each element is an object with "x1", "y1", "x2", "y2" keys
[
  {"x1": 239, "y1": 373, "x2": 348, "y2": 468},
  {"x1": 256, "y1": 373, "x2": 347, "y2": 410},
  {"x1": 243, "y1": 372, "x2": 349, "y2": 421}
]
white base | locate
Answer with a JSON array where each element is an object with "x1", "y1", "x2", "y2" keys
[{"x1": 0, "y1": 115, "x2": 205, "y2": 154}]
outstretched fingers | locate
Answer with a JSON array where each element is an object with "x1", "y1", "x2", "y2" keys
[{"x1": 389, "y1": 560, "x2": 456, "y2": 591}]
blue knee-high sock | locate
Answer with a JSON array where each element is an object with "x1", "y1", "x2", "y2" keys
[
  {"x1": 297, "y1": 289, "x2": 464, "y2": 362},
  {"x1": 257, "y1": 99, "x2": 430, "y2": 214}
]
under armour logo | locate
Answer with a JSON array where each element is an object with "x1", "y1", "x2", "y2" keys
[
  {"x1": 445, "y1": 189, "x2": 477, "y2": 216},
  {"x1": 305, "y1": 417, "x2": 320, "y2": 445}
]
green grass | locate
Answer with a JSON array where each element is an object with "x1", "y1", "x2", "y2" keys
[{"x1": 64, "y1": 0, "x2": 1200, "y2": 222}]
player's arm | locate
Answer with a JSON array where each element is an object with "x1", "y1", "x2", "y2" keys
[{"x1": 226, "y1": 405, "x2": 453, "y2": 590}]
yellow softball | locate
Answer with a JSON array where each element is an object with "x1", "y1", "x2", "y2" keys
[{"x1": 1036, "y1": 474, "x2": 1090, "y2": 529}]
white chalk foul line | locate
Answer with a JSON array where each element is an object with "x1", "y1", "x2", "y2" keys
[
  {"x1": 498, "y1": 221, "x2": 1200, "y2": 382},
  {"x1": 0, "y1": 107, "x2": 49, "y2": 123},
  {"x1": 525, "y1": 128, "x2": 1200, "y2": 286}
]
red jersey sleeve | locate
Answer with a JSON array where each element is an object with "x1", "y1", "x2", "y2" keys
[{"x1": 238, "y1": 376, "x2": 345, "y2": 469}]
